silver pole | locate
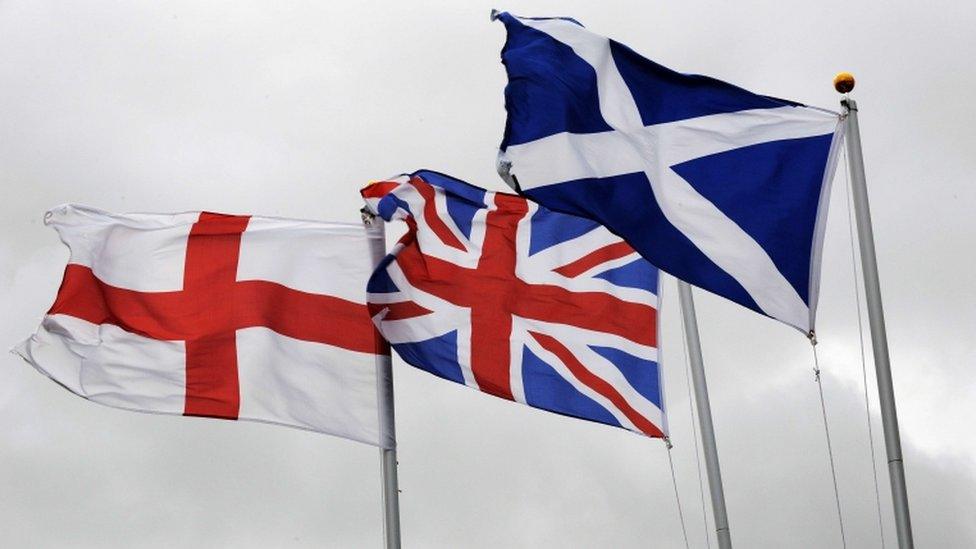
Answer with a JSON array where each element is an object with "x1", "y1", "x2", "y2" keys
[
  {"x1": 677, "y1": 280, "x2": 732, "y2": 549},
  {"x1": 842, "y1": 95, "x2": 914, "y2": 548},
  {"x1": 379, "y1": 430, "x2": 401, "y2": 549},
  {"x1": 365, "y1": 217, "x2": 402, "y2": 549}
]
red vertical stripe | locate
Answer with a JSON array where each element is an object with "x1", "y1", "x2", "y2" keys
[
  {"x1": 182, "y1": 213, "x2": 250, "y2": 419},
  {"x1": 466, "y1": 194, "x2": 527, "y2": 400}
]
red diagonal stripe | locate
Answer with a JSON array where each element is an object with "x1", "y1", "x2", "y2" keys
[
  {"x1": 552, "y1": 241, "x2": 635, "y2": 278},
  {"x1": 361, "y1": 181, "x2": 402, "y2": 199},
  {"x1": 411, "y1": 176, "x2": 467, "y2": 251},
  {"x1": 529, "y1": 331, "x2": 663, "y2": 437},
  {"x1": 368, "y1": 300, "x2": 433, "y2": 322}
]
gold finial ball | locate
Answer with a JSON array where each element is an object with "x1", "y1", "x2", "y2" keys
[{"x1": 833, "y1": 72, "x2": 856, "y2": 93}]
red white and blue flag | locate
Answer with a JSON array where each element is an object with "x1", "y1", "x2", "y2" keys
[{"x1": 362, "y1": 171, "x2": 665, "y2": 437}]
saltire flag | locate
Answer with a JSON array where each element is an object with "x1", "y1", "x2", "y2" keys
[
  {"x1": 494, "y1": 12, "x2": 845, "y2": 333},
  {"x1": 361, "y1": 170, "x2": 666, "y2": 438},
  {"x1": 15, "y1": 204, "x2": 394, "y2": 448}
]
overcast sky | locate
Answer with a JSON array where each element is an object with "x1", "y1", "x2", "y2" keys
[{"x1": 2, "y1": 1, "x2": 974, "y2": 547}]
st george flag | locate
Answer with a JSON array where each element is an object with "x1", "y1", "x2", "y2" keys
[
  {"x1": 361, "y1": 171, "x2": 665, "y2": 438},
  {"x1": 494, "y1": 12, "x2": 845, "y2": 333},
  {"x1": 15, "y1": 204, "x2": 394, "y2": 448}
]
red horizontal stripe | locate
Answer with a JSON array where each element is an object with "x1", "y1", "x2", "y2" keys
[
  {"x1": 399, "y1": 246, "x2": 657, "y2": 347},
  {"x1": 235, "y1": 280, "x2": 378, "y2": 353},
  {"x1": 49, "y1": 265, "x2": 379, "y2": 354},
  {"x1": 49, "y1": 264, "x2": 187, "y2": 340}
]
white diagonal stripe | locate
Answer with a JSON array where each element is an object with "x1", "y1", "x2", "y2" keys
[
  {"x1": 513, "y1": 204, "x2": 658, "y2": 307},
  {"x1": 372, "y1": 254, "x2": 479, "y2": 391},
  {"x1": 521, "y1": 329, "x2": 639, "y2": 433},
  {"x1": 523, "y1": 19, "x2": 644, "y2": 131},
  {"x1": 521, "y1": 317, "x2": 658, "y2": 362}
]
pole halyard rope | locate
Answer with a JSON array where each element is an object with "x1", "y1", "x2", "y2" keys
[
  {"x1": 659, "y1": 276, "x2": 692, "y2": 549},
  {"x1": 678, "y1": 296, "x2": 713, "y2": 549},
  {"x1": 666, "y1": 438, "x2": 692, "y2": 549},
  {"x1": 677, "y1": 281, "x2": 732, "y2": 549},
  {"x1": 810, "y1": 336, "x2": 848, "y2": 549},
  {"x1": 842, "y1": 144, "x2": 888, "y2": 548}
]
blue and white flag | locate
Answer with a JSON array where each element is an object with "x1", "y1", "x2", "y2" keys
[{"x1": 495, "y1": 12, "x2": 844, "y2": 333}]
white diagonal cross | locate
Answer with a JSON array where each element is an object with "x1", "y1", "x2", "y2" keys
[{"x1": 499, "y1": 17, "x2": 843, "y2": 331}]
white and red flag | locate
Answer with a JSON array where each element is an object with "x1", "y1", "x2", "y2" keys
[{"x1": 15, "y1": 204, "x2": 394, "y2": 448}]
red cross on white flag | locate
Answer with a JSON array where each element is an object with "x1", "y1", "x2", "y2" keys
[{"x1": 15, "y1": 205, "x2": 394, "y2": 448}]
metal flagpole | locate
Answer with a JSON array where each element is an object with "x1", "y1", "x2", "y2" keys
[
  {"x1": 835, "y1": 72, "x2": 914, "y2": 548},
  {"x1": 677, "y1": 280, "x2": 732, "y2": 549},
  {"x1": 364, "y1": 214, "x2": 402, "y2": 549}
]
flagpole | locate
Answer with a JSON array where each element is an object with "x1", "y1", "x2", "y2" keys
[
  {"x1": 365, "y1": 216, "x2": 402, "y2": 549},
  {"x1": 835, "y1": 73, "x2": 914, "y2": 548},
  {"x1": 677, "y1": 280, "x2": 732, "y2": 549}
]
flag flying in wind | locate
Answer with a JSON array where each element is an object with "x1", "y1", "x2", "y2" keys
[
  {"x1": 15, "y1": 205, "x2": 394, "y2": 448},
  {"x1": 361, "y1": 171, "x2": 665, "y2": 438},
  {"x1": 494, "y1": 12, "x2": 845, "y2": 333}
]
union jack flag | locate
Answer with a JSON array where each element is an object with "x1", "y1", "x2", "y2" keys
[{"x1": 361, "y1": 170, "x2": 665, "y2": 438}]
